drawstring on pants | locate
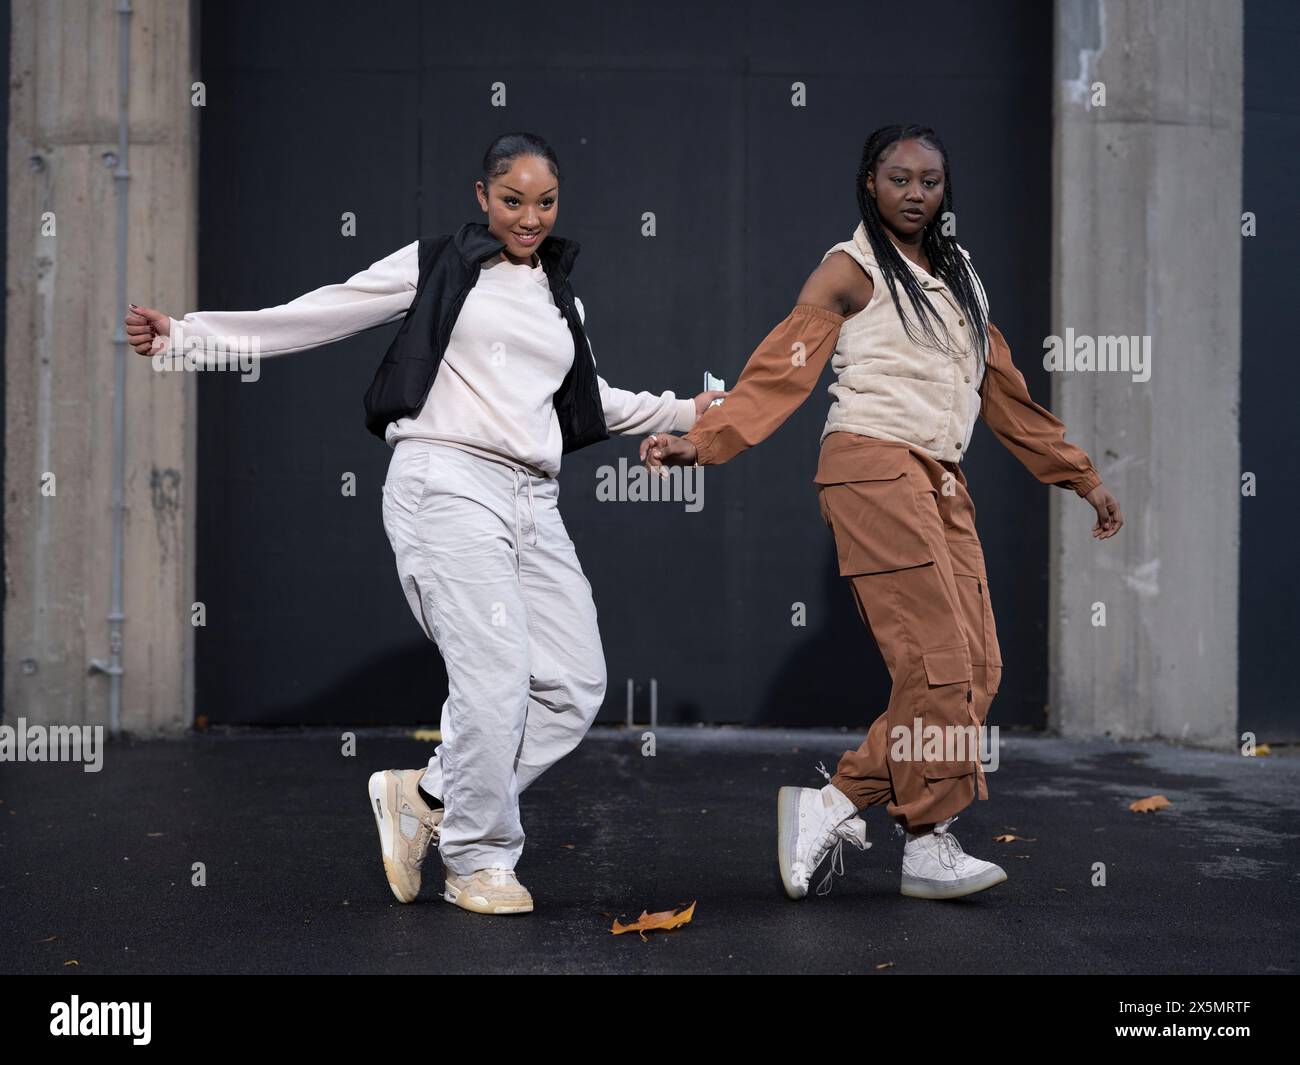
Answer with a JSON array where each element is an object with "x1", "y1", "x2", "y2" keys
[{"x1": 512, "y1": 467, "x2": 538, "y2": 572}]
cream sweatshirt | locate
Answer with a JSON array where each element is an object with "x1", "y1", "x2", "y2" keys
[{"x1": 163, "y1": 239, "x2": 697, "y2": 478}]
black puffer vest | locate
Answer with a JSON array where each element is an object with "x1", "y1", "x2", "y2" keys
[{"x1": 362, "y1": 222, "x2": 609, "y2": 453}]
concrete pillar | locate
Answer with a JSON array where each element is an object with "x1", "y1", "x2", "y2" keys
[
  {"x1": 1051, "y1": 0, "x2": 1242, "y2": 745},
  {"x1": 5, "y1": 0, "x2": 198, "y2": 734}
]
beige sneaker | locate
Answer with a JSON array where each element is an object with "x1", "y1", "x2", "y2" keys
[
  {"x1": 367, "y1": 769, "x2": 443, "y2": 903},
  {"x1": 443, "y1": 865, "x2": 534, "y2": 915}
]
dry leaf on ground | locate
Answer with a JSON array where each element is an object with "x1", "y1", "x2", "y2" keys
[
  {"x1": 611, "y1": 901, "x2": 696, "y2": 940},
  {"x1": 1129, "y1": 794, "x2": 1171, "y2": 813}
]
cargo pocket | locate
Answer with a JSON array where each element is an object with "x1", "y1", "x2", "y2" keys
[
  {"x1": 948, "y1": 537, "x2": 1002, "y2": 697},
  {"x1": 982, "y1": 577, "x2": 1003, "y2": 696},
  {"x1": 816, "y1": 485, "x2": 834, "y2": 530},
  {"x1": 918, "y1": 644, "x2": 979, "y2": 780},
  {"x1": 816, "y1": 448, "x2": 935, "y2": 576},
  {"x1": 977, "y1": 574, "x2": 1003, "y2": 702},
  {"x1": 923, "y1": 760, "x2": 978, "y2": 782},
  {"x1": 922, "y1": 643, "x2": 971, "y2": 687}
]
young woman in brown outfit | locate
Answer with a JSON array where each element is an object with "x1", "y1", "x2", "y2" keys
[{"x1": 641, "y1": 124, "x2": 1124, "y2": 901}]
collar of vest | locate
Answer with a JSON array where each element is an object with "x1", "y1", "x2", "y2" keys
[
  {"x1": 851, "y1": 220, "x2": 971, "y2": 292},
  {"x1": 453, "y1": 221, "x2": 581, "y2": 277}
]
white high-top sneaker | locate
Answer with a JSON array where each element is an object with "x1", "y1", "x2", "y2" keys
[
  {"x1": 899, "y1": 815, "x2": 1007, "y2": 899},
  {"x1": 778, "y1": 781, "x2": 871, "y2": 899}
]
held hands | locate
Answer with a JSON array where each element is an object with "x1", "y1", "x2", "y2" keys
[
  {"x1": 124, "y1": 304, "x2": 171, "y2": 356},
  {"x1": 637, "y1": 389, "x2": 724, "y2": 469},
  {"x1": 639, "y1": 432, "x2": 697, "y2": 468},
  {"x1": 1084, "y1": 483, "x2": 1124, "y2": 539}
]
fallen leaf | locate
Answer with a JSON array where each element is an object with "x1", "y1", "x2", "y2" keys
[
  {"x1": 994, "y1": 834, "x2": 1037, "y2": 842},
  {"x1": 611, "y1": 901, "x2": 696, "y2": 940},
  {"x1": 410, "y1": 729, "x2": 441, "y2": 742},
  {"x1": 874, "y1": 961, "x2": 894, "y2": 970},
  {"x1": 37, "y1": 935, "x2": 57, "y2": 943},
  {"x1": 1129, "y1": 794, "x2": 1171, "y2": 813},
  {"x1": 1253, "y1": 744, "x2": 1272, "y2": 756},
  {"x1": 63, "y1": 960, "x2": 79, "y2": 967}
]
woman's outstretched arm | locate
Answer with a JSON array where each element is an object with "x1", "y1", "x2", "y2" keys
[
  {"x1": 573, "y1": 297, "x2": 705, "y2": 435},
  {"x1": 126, "y1": 240, "x2": 419, "y2": 365},
  {"x1": 979, "y1": 320, "x2": 1102, "y2": 496},
  {"x1": 980, "y1": 320, "x2": 1123, "y2": 538},
  {"x1": 597, "y1": 374, "x2": 698, "y2": 435},
  {"x1": 640, "y1": 254, "x2": 855, "y2": 467},
  {"x1": 675, "y1": 303, "x2": 843, "y2": 464}
]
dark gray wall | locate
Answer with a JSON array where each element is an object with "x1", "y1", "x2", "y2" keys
[
  {"x1": 1, "y1": 0, "x2": 8, "y2": 721},
  {"x1": 1241, "y1": 0, "x2": 1299, "y2": 740},
  {"x1": 194, "y1": 0, "x2": 1057, "y2": 727}
]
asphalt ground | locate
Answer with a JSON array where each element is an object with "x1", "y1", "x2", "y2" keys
[{"x1": 2, "y1": 725, "x2": 1296, "y2": 975}]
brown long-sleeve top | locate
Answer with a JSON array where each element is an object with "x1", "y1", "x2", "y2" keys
[{"x1": 681, "y1": 305, "x2": 1103, "y2": 498}]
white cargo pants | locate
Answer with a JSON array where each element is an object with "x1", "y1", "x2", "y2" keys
[{"x1": 380, "y1": 439, "x2": 607, "y2": 876}]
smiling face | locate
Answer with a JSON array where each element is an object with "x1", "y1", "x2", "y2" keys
[
  {"x1": 865, "y1": 138, "x2": 946, "y2": 241},
  {"x1": 475, "y1": 154, "x2": 559, "y2": 265}
]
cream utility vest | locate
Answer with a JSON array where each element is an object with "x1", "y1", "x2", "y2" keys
[{"x1": 821, "y1": 221, "x2": 990, "y2": 463}]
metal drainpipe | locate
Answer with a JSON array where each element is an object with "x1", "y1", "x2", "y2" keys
[{"x1": 88, "y1": 1, "x2": 133, "y2": 738}]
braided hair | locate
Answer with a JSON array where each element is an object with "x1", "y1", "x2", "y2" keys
[{"x1": 854, "y1": 124, "x2": 988, "y2": 379}]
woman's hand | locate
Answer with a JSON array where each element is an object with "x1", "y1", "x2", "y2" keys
[
  {"x1": 1084, "y1": 483, "x2": 1123, "y2": 539},
  {"x1": 639, "y1": 432, "x2": 698, "y2": 468},
  {"x1": 693, "y1": 389, "x2": 728, "y2": 418},
  {"x1": 124, "y1": 304, "x2": 171, "y2": 356}
]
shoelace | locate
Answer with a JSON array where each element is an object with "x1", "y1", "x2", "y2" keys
[
  {"x1": 814, "y1": 831, "x2": 865, "y2": 896},
  {"x1": 409, "y1": 809, "x2": 442, "y2": 870},
  {"x1": 895, "y1": 814, "x2": 966, "y2": 872},
  {"x1": 935, "y1": 824, "x2": 967, "y2": 873},
  {"x1": 483, "y1": 866, "x2": 519, "y2": 887},
  {"x1": 796, "y1": 761, "x2": 868, "y2": 896}
]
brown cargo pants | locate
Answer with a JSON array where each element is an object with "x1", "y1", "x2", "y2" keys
[{"x1": 814, "y1": 431, "x2": 1003, "y2": 833}]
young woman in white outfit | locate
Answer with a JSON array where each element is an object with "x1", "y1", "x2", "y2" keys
[{"x1": 125, "y1": 132, "x2": 722, "y2": 915}]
